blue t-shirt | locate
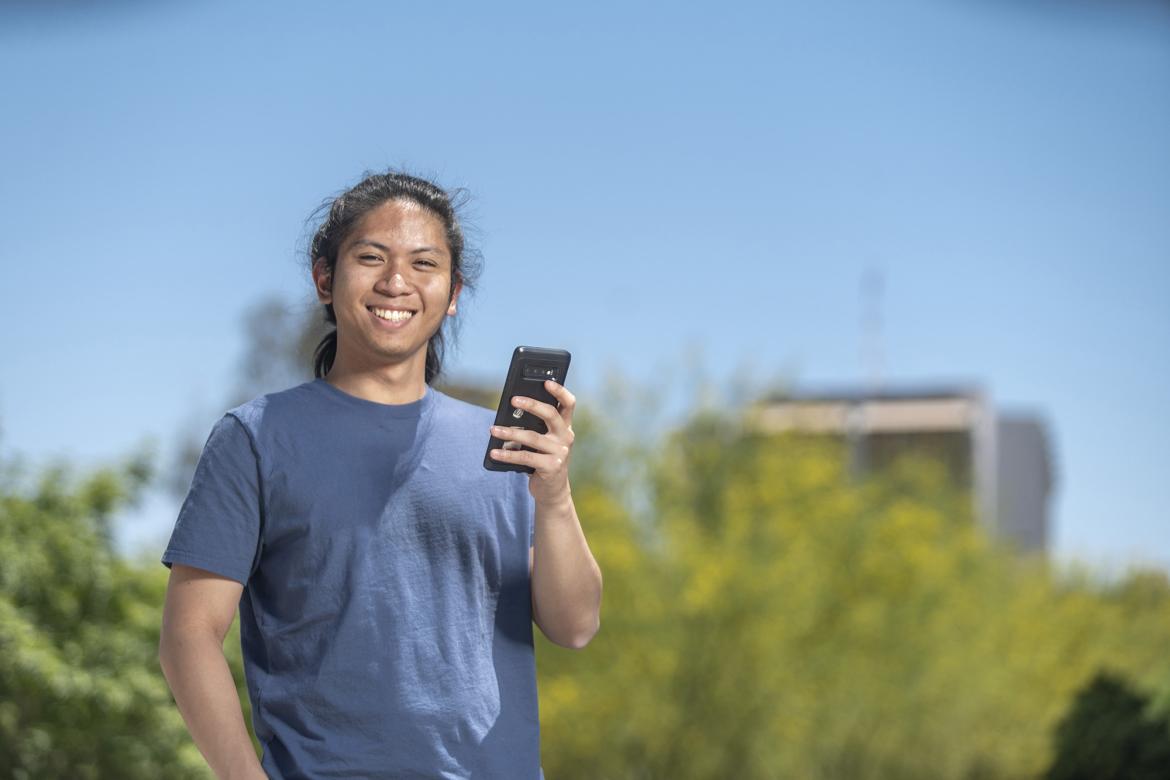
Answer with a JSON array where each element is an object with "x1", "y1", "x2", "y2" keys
[{"x1": 161, "y1": 378, "x2": 544, "y2": 779}]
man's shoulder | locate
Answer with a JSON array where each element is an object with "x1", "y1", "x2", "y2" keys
[
  {"x1": 223, "y1": 380, "x2": 317, "y2": 433},
  {"x1": 429, "y1": 389, "x2": 531, "y2": 501},
  {"x1": 429, "y1": 389, "x2": 497, "y2": 452},
  {"x1": 431, "y1": 388, "x2": 494, "y2": 425}
]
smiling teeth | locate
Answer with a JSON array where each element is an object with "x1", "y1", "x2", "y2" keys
[{"x1": 371, "y1": 307, "x2": 414, "y2": 322}]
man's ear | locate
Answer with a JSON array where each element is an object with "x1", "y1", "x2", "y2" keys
[
  {"x1": 447, "y1": 277, "x2": 463, "y2": 316},
  {"x1": 313, "y1": 258, "x2": 332, "y2": 305}
]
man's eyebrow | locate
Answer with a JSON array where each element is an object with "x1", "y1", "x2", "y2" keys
[
  {"x1": 351, "y1": 239, "x2": 390, "y2": 252},
  {"x1": 349, "y1": 239, "x2": 442, "y2": 254}
]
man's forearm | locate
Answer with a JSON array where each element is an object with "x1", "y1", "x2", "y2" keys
[
  {"x1": 159, "y1": 631, "x2": 267, "y2": 780},
  {"x1": 532, "y1": 490, "x2": 603, "y2": 648}
]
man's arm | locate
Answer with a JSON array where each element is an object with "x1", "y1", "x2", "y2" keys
[
  {"x1": 529, "y1": 492, "x2": 603, "y2": 649},
  {"x1": 158, "y1": 563, "x2": 268, "y2": 780},
  {"x1": 491, "y1": 380, "x2": 602, "y2": 649}
]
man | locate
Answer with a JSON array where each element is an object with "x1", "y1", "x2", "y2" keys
[{"x1": 158, "y1": 171, "x2": 602, "y2": 779}]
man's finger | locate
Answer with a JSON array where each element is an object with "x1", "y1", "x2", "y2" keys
[
  {"x1": 491, "y1": 425, "x2": 558, "y2": 454},
  {"x1": 488, "y1": 446, "x2": 563, "y2": 472},
  {"x1": 511, "y1": 396, "x2": 563, "y2": 429},
  {"x1": 544, "y1": 380, "x2": 576, "y2": 422}
]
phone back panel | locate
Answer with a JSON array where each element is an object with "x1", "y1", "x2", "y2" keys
[{"x1": 483, "y1": 346, "x2": 572, "y2": 473}]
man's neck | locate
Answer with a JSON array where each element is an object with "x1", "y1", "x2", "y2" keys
[{"x1": 324, "y1": 356, "x2": 428, "y2": 406}]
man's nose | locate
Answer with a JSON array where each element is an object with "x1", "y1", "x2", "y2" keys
[{"x1": 382, "y1": 269, "x2": 410, "y2": 293}]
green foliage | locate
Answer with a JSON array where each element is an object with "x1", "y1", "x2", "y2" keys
[
  {"x1": 537, "y1": 400, "x2": 1170, "y2": 780},
  {"x1": 0, "y1": 453, "x2": 254, "y2": 779},
  {"x1": 1045, "y1": 671, "x2": 1170, "y2": 780}
]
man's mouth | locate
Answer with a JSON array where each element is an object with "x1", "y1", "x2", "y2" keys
[{"x1": 367, "y1": 306, "x2": 415, "y2": 323}]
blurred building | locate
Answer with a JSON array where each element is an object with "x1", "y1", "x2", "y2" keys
[{"x1": 749, "y1": 386, "x2": 1055, "y2": 554}]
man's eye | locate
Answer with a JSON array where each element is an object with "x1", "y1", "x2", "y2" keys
[
  {"x1": 359, "y1": 255, "x2": 383, "y2": 263},
  {"x1": 414, "y1": 259, "x2": 438, "y2": 268}
]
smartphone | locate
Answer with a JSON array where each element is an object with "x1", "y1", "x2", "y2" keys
[{"x1": 483, "y1": 346, "x2": 572, "y2": 474}]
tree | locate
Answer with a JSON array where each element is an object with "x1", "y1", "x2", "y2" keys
[
  {"x1": 1046, "y1": 671, "x2": 1170, "y2": 780},
  {"x1": 533, "y1": 396, "x2": 1170, "y2": 780},
  {"x1": 0, "y1": 450, "x2": 253, "y2": 778}
]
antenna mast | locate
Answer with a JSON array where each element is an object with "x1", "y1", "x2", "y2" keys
[{"x1": 861, "y1": 267, "x2": 885, "y2": 394}]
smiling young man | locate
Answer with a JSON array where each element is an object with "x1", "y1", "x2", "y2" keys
[{"x1": 158, "y1": 171, "x2": 602, "y2": 780}]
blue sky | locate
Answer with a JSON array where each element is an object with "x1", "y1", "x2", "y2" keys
[{"x1": 1, "y1": 0, "x2": 1167, "y2": 571}]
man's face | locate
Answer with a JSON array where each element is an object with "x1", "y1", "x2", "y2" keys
[{"x1": 314, "y1": 198, "x2": 460, "y2": 374}]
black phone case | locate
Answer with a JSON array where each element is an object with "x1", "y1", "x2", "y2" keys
[{"x1": 483, "y1": 346, "x2": 572, "y2": 474}]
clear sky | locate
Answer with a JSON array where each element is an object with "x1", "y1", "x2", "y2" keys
[{"x1": 2, "y1": 0, "x2": 1167, "y2": 571}]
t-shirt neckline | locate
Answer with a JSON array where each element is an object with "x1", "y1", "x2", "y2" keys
[{"x1": 310, "y1": 377, "x2": 437, "y2": 418}]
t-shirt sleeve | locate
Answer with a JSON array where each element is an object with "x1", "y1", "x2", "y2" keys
[{"x1": 161, "y1": 413, "x2": 263, "y2": 586}]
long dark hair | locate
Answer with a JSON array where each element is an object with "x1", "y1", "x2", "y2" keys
[{"x1": 306, "y1": 170, "x2": 481, "y2": 383}]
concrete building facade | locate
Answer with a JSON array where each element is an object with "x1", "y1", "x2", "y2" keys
[{"x1": 750, "y1": 386, "x2": 1054, "y2": 554}]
